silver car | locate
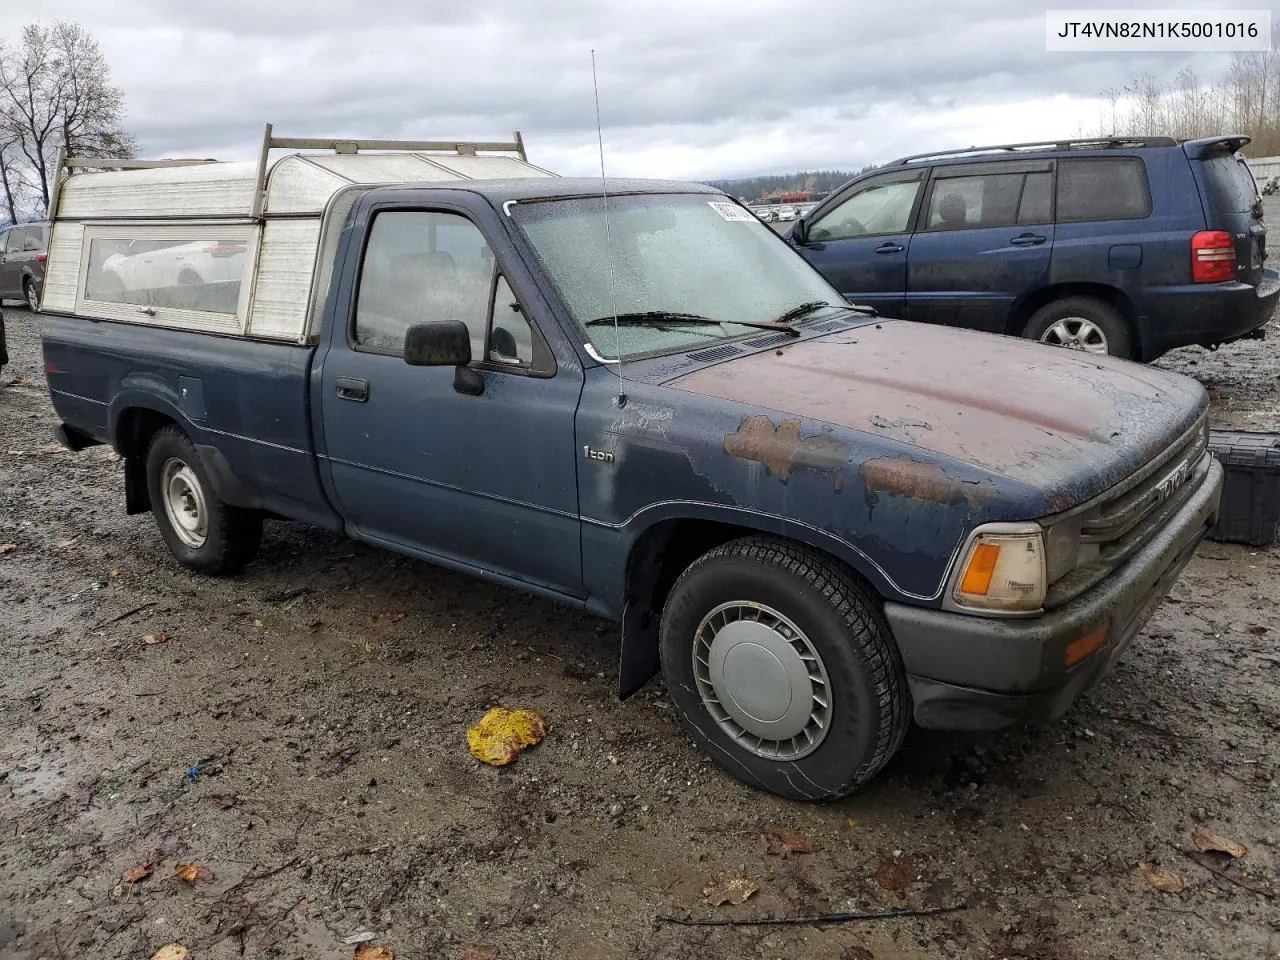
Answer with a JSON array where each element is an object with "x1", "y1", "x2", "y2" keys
[{"x1": 0, "y1": 221, "x2": 49, "y2": 311}]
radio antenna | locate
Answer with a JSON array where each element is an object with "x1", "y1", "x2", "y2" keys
[{"x1": 591, "y1": 48, "x2": 626, "y2": 407}]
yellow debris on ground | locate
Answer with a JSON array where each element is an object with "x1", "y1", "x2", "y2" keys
[{"x1": 466, "y1": 707, "x2": 547, "y2": 766}]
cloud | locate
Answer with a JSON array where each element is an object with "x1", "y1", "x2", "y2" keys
[{"x1": 0, "y1": 0, "x2": 1261, "y2": 179}]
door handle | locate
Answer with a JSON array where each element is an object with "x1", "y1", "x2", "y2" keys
[
  {"x1": 1010, "y1": 234, "x2": 1046, "y2": 246},
  {"x1": 875, "y1": 242, "x2": 905, "y2": 254},
  {"x1": 335, "y1": 377, "x2": 369, "y2": 402}
]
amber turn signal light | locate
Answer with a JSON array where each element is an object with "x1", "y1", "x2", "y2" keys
[
  {"x1": 1065, "y1": 623, "x2": 1109, "y2": 668},
  {"x1": 959, "y1": 542, "x2": 1001, "y2": 595}
]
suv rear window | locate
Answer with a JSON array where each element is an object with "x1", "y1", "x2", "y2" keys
[
  {"x1": 1056, "y1": 158, "x2": 1151, "y2": 223},
  {"x1": 1200, "y1": 153, "x2": 1259, "y2": 215}
]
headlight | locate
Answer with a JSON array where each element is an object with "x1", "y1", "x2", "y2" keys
[
  {"x1": 1043, "y1": 516, "x2": 1083, "y2": 584},
  {"x1": 952, "y1": 525, "x2": 1047, "y2": 612}
]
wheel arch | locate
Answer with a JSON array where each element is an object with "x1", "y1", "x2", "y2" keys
[
  {"x1": 614, "y1": 505, "x2": 903, "y2": 699},
  {"x1": 1008, "y1": 283, "x2": 1140, "y2": 355}
]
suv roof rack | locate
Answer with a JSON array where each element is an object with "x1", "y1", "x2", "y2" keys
[
  {"x1": 50, "y1": 122, "x2": 529, "y2": 220},
  {"x1": 885, "y1": 136, "x2": 1179, "y2": 166}
]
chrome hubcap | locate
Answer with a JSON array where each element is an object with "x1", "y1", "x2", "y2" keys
[
  {"x1": 1040, "y1": 317, "x2": 1109, "y2": 354},
  {"x1": 692, "y1": 601, "x2": 831, "y2": 760},
  {"x1": 161, "y1": 458, "x2": 208, "y2": 548}
]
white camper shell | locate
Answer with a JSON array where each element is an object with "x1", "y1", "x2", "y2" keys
[{"x1": 42, "y1": 124, "x2": 556, "y2": 342}]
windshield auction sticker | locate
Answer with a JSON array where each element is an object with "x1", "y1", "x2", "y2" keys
[
  {"x1": 707, "y1": 201, "x2": 756, "y2": 222},
  {"x1": 1046, "y1": 9, "x2": 1271, "y2": 51}
]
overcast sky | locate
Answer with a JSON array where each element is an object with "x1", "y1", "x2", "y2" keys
[{"x1": 0, "y1": 1, "x2": 1274, "y2": 180}]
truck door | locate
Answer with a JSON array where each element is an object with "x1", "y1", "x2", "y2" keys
[
  {"x1": 317, "y1": 203, "x2": 585, "y2": 598},
  {"x1": 789, "y1": 170, "x2": 925, "y2": 318}
]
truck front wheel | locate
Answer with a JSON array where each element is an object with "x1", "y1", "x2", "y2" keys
[
  {"x1": 659, "y1": 537, "x2": 909, "y2": 801},
  {"x1": 145, "y1": 426, "x2": 262, "y2": 574}
]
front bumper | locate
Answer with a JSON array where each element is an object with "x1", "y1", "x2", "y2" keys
[{"x1": 884, "y1": 457, "x2": 1223, "y2": 730}]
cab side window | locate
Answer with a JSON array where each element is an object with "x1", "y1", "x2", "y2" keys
[
  {"x1": 355, "y1": 210, "x2": 537, "y2": 369},
  {"x1": 3, "y1": 227, "x2": 22, "y2": 255}
]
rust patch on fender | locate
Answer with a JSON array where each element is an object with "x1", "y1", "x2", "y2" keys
[
  {"x1": 861, "y1": 455, "x2": 999, "y2": 507},
  {"x1": 723, "y1": 416, "x2": 851, "y2": 482}
]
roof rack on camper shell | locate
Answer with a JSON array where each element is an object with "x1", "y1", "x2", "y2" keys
[
  {"x1": 47, "y1": 122, "x2": 541, "y2": 221},
  {"x1": 39, "y1": 122, "x2": 556, "y2": 342}
]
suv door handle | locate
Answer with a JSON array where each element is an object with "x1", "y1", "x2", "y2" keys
[
  {"x1": 1010, "y1": 233, "x2": 1047, "y2": 246},
  {"x1": 875, "y1": 242, "x2": 905, "y2": 254},
  {"x1": 335, "y1": 377, "x2": 369, "y2": 402}
]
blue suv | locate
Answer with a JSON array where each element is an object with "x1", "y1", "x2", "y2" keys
[{"x1": 786, "y1": 136, "x2": 1279, "y2": 361}]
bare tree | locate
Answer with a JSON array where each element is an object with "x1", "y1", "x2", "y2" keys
[
  {"x1": 1100, "y1": 23, "x2": 1280, "y2": 155},
  {"x1": 0, "y1": 20, "x2": 137, "y2": 217}
]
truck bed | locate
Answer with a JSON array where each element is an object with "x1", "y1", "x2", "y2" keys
[{"x1": 41, "y1": 313, "x2": 340, "y2": 530}]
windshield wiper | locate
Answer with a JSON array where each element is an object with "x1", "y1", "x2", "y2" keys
[
  {"x1": 771, "y1": 301, "x2": 839, "y2": 325},
  {"x1": 585, "y1": 311, "x2": 802, "y2": 336}
]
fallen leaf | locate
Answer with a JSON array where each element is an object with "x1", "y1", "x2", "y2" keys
[
  {"x1": 846, "y1": 818, "x2": 858, "y2": 827},
  {"x1": 141, "y1": 633, "x2": 168, "y2": 645},
  {"x1": 9, "y1": 376, "x2": 27, "y2": 387},
  {"x1": 354, "y1": 947, "x2": 394, "y2": 960},
  {"x1": 467, "y1": 707, "x2": 547, "y2": 766},
  {"x1": 762, "y1": 826, "x2": 822, "y2": 857},
  {"x1": 1248, "y1": 624, "x2": 1269, "y2": 635},
  {"x1": 307, "y1": 620, "x2": 324, "y2": 633},
  {"x1": 151, "y1": 945, "x2": 189, "y2": 960},
  {"x1": 109, "y1": 567, "x2": 119, "y2": 577},
  {"x1": 206, "y1": 794, "x2": 239, "y2": 809},
  {"x1": 174, "y1": 863, "x2": 215, "y2": 885},
  {"x1": 253, "y1": 618, "x2": 264, "y2": 628},
  {"x1": 0, "y1": 544, "x2": 15, "y2": 555},
  {"x1": 842, "y1": 947, "x2": 875, "y2": 960},
  {"x1": 371, "y1": 612, "x2": 406, "y2": 625},
  {"x1": 460, "y1": 947, "x2": 500, "y2": 960},
  {"x1": 121, "y1": 863, "x2": 153, "y2": 884},
  {"x1": 702, "y1": 874, "x2": 759, "y2": 907},
  {"x1": 875, "y1": 856, "x2": 918, "y2": 892},
  {"x1": 1139, "y1": 862, "x2": 1185, "y2": 893},
  {"x1": 1192, "y1": 827, "x2": 1248, "y2": 859}
]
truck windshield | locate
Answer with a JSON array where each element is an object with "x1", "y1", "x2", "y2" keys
[{"x1": 509, "y1": 193, "x2": 846, "y2": 360}]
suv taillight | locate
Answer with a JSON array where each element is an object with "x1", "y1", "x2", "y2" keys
[{"x1": 1191, "y1": 230, "x2": 1236, "y2": 283}]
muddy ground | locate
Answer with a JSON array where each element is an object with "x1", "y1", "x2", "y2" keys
[{"x1": 1, "y1": 296, "x2": 1278, "y2": 960}]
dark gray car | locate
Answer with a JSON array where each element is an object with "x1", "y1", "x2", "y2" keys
[{"x1": 0, "y1": 221, "x2": 49, "y2": 311}]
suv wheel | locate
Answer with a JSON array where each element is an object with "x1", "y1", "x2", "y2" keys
[
  {"x1": 24, "y1": 278, "x2": 39, "y2": 313},
  {"x1": 659, "y1": 537, "x2": 909, "y2": 801},
  {"x1": 1023, "y1": 296, "x2": 1133, "y2": 359}
]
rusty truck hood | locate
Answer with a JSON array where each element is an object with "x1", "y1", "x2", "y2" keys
[{"x1": 666, "y1": 319, "x2": 1207, "y2": 511}]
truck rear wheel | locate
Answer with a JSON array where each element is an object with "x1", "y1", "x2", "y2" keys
[
  {"x1": 145, "y1": 426, "x2": 262, "y2": 574},
  {"x1": 659, "y1": 537, "x2": 909, "y2": 801}
]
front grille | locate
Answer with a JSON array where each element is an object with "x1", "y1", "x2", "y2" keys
[{"x1": 1043, "y1": 413, "x2": 1208, "y2": 609}]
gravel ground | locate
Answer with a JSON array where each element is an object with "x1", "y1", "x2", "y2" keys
[{"x1": 1, "y1": 294, "x2": 1279, "y2": 960}]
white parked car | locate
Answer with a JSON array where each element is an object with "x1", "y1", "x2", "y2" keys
[
  {"x1": 776, "y1": 206, "x2": 798, "y2": 221},
  {"x1": 92, "y1": 238, "x2": 248, "y2": 311}
]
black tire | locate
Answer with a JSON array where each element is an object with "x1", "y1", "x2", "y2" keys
[
  {"x1": 0, "y1": 309, "x2": 8, "y2": 370},
  {"x1": 659, "y1": 537, "x2": 910, "y2": 801},
  {"x1": 1022, "y1": 296, "x2": 1133, "y2": 359},
  {"x1": 23, "y1": 278, "x2": 39, "y2": 313},
  {"x1": 145, "y1": 426, "x2": 262, "y2": 574}
]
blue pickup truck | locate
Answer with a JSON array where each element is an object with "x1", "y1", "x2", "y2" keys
[{"x1": 38, "y1": 135, "x2": 1223, "y2": 800}]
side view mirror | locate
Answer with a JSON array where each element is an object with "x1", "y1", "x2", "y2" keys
[
  {"x1": 404, "y1": 320, "x2": 483, "y2": 395},
  {"x1": 790, "y1": 218, "x2": 807, "y2": 245}
]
